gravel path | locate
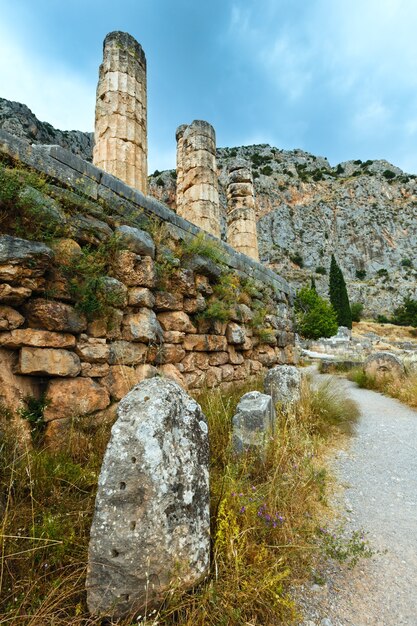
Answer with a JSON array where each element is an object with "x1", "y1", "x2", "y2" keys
[{"x1": 298, "y1": 376, "x2": 417, "y2": 626}]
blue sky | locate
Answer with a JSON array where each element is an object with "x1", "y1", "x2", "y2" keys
[{"x1": 1, "y1": 0, "x2": 417, "y2": 173}]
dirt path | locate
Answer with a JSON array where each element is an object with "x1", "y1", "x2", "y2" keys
[{"x1": 298, "y1": 376, "x2": 417, "y2": 626}]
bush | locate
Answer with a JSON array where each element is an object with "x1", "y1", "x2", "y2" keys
[
  {"x1": 315, "y1": 266, "x2": 327, "y2": 275},
  {"x1": 355, "y1": 269, "x2": 366, "y2": 280},
  {"x1": 351, "y1": 302, "x2": 364, "y2": 322},
  {"x1": 382, "y1": 169, "x2": 396, "y2": 179},
  {"x1": 261, "y1": 165, "x2": 273, "y2": 176},
  {"x1": 401, "y1": 258, "x2": 413, "y2": 268},
  {"x1": 376, "y1": 314, "x2": 390, "y2": 324},
  {"x1": 290, "y1": 252, "x2": 304, "y2": 268},
  {"x1": 391, "y1": 296, "x2": 417, "y2": 327},
  {"x1": 295, "y1": 287, "x2": 338, "y2": 339},
  {"x1": 377, "y1": 268, "x2": 388, "y2": 278}
]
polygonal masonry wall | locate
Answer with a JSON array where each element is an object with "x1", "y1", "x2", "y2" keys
[{"x1": 93, "y1": 31, "x2": 148, "y2": 194}]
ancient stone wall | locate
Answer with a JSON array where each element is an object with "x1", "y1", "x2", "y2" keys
[
  {"x1": 0, "y1": 130, "x2": 295, "y2": 444},
  {"x1": 176, "y1": 120, "x2": 221, "y2": 238},
  {"x1": 226, "y1": 159, "x2": 259, "y2": 261},
  {"x1": 93, "y1": 32, "x2": 148, "y2": 193}
]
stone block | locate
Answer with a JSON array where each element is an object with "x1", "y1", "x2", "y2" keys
[
  {"x1": 158, "y1": 363, "x2": 187, "y2": 388},
  {"x1": 0, "y1": 329, "x2": 75, "y2": 349},
  {"x1": 109, "y1": 340, "x2": 147, "y2": 365},
  {"x1": 100, "y1": 363, "x2": 157, "y2": 401},
  {"x1": 0, "y1": 306, "x2": 25, "y2": 330},
  {"x1": 81, "y1": 363, "x2": 110, "y2": 378},
  {"x1": 86, "y1": 378, "x2": 209, "y2": 618},
  {"x1": 25, "y1": 299, "x2": 87, "y2": 333},
  {"x1": 264, "y1": 365, "x2": 301, "y2": 406},
  {"x1": 364, "y1": 352, "x2": 405, "y2": 380},
  {"x1": 183, "y1": 295, "x2": 206, "y2": 314},
  {"x1": 127, "y1": 287, "x2": 155, "y2": 308},
  {"x1": 208, "y1": 351, "x2": 229, "y2": 366},
  {"x1": 155, "y1": 291, "x2": 184, "y2": 311},
  {"x1": 17, "y1": 347, "x2": 81, "y2": 377},
  {"x1": 0, "y1": 283, "x2": 32, "y2": 305},
  {"x1": 163, "y1": 330, "x2": 185, "y2": 344},
  {"x1": 76, "y1": 338, "x2": 110, "y2": 364},
  {"x1": 183, "y1": 334, "x2": 227, "y2": 352},
  {"x1": 157, "y1": 311, "x2": 196, "y2": 333},
  {"x1": 112, "y1": 251, "x2": 155, "y2": 287},
  {"x1": 115, "y1": 225, "x2": 155, "y2": 258},
  {"x1": 232, "y1": 391, "x2": 275, "y2": 455},
  {"x1": 226, "y1": 322, "x2": 246, "y2": 345},
  {"x1": 44, "y1": 377, "x2": 110, "y2": 421},
  {"x1": 155, "y1": 343, "x2": 186, "y2": 365},
  {"x1": 0, "y1": 235, "x2": 53, "y2": 283},
  {"x1": 122, "y1": 309, "x2": 162, "y2": 343}
]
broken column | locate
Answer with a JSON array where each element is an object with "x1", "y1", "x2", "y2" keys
[
  {"x1": 175, "y1": 120, "x2": 221, "y2": 238},
  {"x1": 226, "y1": 159, "x2": 259, "y2": 261},
  {"x1": 93, "y1": 31, "x2": 148, "y2": 193}
]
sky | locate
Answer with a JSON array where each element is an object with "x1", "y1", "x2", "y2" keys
[{"x1": 1, "y1": 0, "x2": 417, "y2": 174}]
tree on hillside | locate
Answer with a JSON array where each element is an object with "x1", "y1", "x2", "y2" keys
[
  {"x1": 329, "y1": 255, "x2": 352, "y2": 329},
  {"x1": 295, "y1": 286, "x2": 338, "y2": 339},
  {"x1": 391, "y1": 297, "x2": 417, "y2": 327}
]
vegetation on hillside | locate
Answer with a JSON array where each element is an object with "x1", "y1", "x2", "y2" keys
[
  {"x1": 329, "y1": 255, "x2": 352, "y2": 329},
  {"x1": 0, "y1": 375, "x2": 365, "y2": 625},
  {"x1": 295, "y1": 286, "x2": 338, "y2": 339}
]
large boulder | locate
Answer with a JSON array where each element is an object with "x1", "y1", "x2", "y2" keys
[
  {"x1": 264, "y1": 365, "x2": 302, "y2": 406},
  {"x1": 364, "y1": 352, "x2": 405, "y2": 380},
  {"x1": 86, "y1": 378, "x2": 210, "y2": 618},
  {"x1": 232, "y1": 391, "x2": 275, "y2": 455}
]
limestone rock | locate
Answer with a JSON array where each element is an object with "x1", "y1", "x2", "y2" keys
[
  {"x1": 155, "y1": 343, "x2": 186, "y2": 364},
  {"x1": 17, "y1": 347, "x2": 81, "y2": 377},
  {"x1": 97, "y1": 277, "x2": 128, "y2": 308},
  {"x1": 112, "y1": 251, "x2": 155, "y2": 288},
  {"x1": 364, "y1": 352, "x2": 405, "y2": 380},
  {"x1": 81, "y1": 362, "x2": 110, "y2": 378},
  {"x1": 68, "y1": 214, "x2": 113, "y2": 246},
  {"x1": 183, "y1": 334, "x2": 227, "y2": 352},
  {"x1": 0, "y1": 283, "x2": 32, "y2": 305},
  {"x1": 158, "y1": 363, "x2": 187, "y2": 388},
  {"x1": 122, "y1": 309, "x2": 162, "y2": 343},
  {"x1": 155, "y1": 291, "x2": 183, "y2": 311},
  {"x1": 115, "y1": 225, "x2": 155, "y2": 258},
  {"x1": 127, "y1": 286, "x2": 155, "y2": 308},
  {"x1": 226, "y1": 322, "x2": 246, "y2": 345},
  {"x1": 100, "y1": 363, "x2": 157, "y2": 400},
  {"x1": 86, "y1": 378, "x2": 210, "y2": 618},
  {"x1": 75, "y1": 337, "x2": 110, "y2": 363},
  {"x1": 18, "y1": 186, "x2": 66, "y2": 229},
  {"x1": 157, "y1": 311, "x2": 197, "y2": 333},
  {"x1": 0, "y1": 235, "x2": 53, "y2": 283},
  {"x1": 49, "y1": 238, "x2": 82, "y2": 265},
  {"x1": 232, "y1": 391, "x2": 275, "y2": 454},
  {"x1": 109, "y1": 340, "x2": 147, "y2": 365},
  {"x1": 44, "y1": 377, "x2": 110, "y2": 421},
  {"x1": 264, "y1": 365, "x2": 302, "y2": 405},
  {"x1": 0, "y1": 329, "x2": 75, "y2": 349},
  {"x1": 0, "y1": 306, "x2": 24, "y2": 330},
  {"x1": 25, "y1": 298, "x2": 87, "y2": 333}
]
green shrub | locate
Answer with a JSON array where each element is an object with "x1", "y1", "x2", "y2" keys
[
  {"x1": 295, "y1": 287, "x2": 338, "y2": 339},
  {"x1": 376, "y1": 314, "x2": 390, "y2": 324},
  {"x1": 290, "y1": 252, "x2": 304, "y2": 268},
  {"x1": 391, "y1": 296, "x2": 417, "y2": 327},
  {"x1": 182, "y1": 231, "x2": 227, "y2": 265},
  {"x1": 261, "y1": 165, "x2": 273, "y2": 176},
  {"x1": 351, "y1": 302, "x2": 364, "y2": 322},
  {"x1": 315, "y1": 266, "x2": 326, "y2": 275},
  {"x1": 401, "y1": 258, "x2": 413, "y2": 268},
  {"x1": 156, "y1": 177, "x2": 165, "y2": 187},
  {"x1": 377, "y1": 268, "x2": 388, "y2": 278},
  {"x1": 336, "y1": 164, "x2": 345, "y2": 175},
  {"x1": 355, "y1": 269, "x2": 366, "y2": 280},
  {"x1": 382, "y1": 169, "x2": 396, "y2": 179}
]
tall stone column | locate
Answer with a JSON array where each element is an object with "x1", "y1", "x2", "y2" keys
[
  {"x1": 175, "y1": 120, "x2": 220, "y2": 238},
  {"x1": 226, "y1": 159, "x2": 259, "y2": 261},
  {"x1": 93, "y1": 31, "x2": 148, "y2": 194}
]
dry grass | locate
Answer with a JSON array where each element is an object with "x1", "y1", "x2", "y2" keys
[
  {"x1": 349, "y1": 367, "x2": 417, "y2": 409},
  {"x1": 0, "y1": 375, "x2": 359, "y2": 625}
]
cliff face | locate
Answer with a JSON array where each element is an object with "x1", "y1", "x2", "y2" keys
[
  {"x1": 1, "y1": 97, "x2": 416, "y2": 316},
  {"x1": 0, "y1": 98, "x2": 93, "y2": 161}
]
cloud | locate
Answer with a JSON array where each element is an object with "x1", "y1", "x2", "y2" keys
[{"x1": 0, "y1": 23, "x2": 94, "y2": 131}]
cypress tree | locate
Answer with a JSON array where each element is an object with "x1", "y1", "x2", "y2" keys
[
  {"x1": 329, "y1": 255, "x2": 352, "y2": 328},
  {"x1": 310, "y1": 276, "x2": 317, "y2": 292}
]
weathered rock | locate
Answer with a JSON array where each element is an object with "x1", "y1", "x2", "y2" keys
[
  {"x1": 68, "y1": 214, "x2": 113, "y2": 245},
  {"x1": 0, "y1": 283, "x2": 32, "y2": 305},
  {"x1": 158, "y1": 363, "x2": 187, "y2": 388},
  {"x1": 44, "y1": 377, "x2": 110, "y2": 421},
  {"x1": 100, "y1": 364, "x2": 157, "y2": 400},
  {"x1": 93, "y1": 31, "x2": 148, "y2": 193},
  {"x1": 176, "y1": 269, "x2": 196, "y2": 296},
  {"x1": 264, "y1": 365, "x2": 302, "y2": 405},
  {"x1": 226, "y1": 322, "x2": 246, "y2": 345},
  {"x1": 109, "y1": 341, "x2": 147, "y2": 365},
  {"x1": 76, "y1": 337, "x2": 110, "y2": 363},
  {"x1": 0, "y1": 306, "x2": 24, "y2": 330},
  {"x1": 183, "y1": 334, "x2": 227, "y2": 352},
  {"x1": 25, "y1": 298, "x2": 87, "y2": 333},
  {"x1": 0, "y1": 329, "x2": 75, "y2": 349},
  {"x1": 228, "y1": 345, "x2": 245, "y2": 365},
  {"x1": 17, "y1": 347, "x2": 81, "y2": 377},
  {"x1": 88, "y1": 309, "x2": 123, "y2": 339},
  {"x1": 157, "y1": 311, "x2": 197, "y2": 333},
  {"x1": 0, "y1": 235, "x2": 53, "y2": 283},
  {"x1": 18, "y1": 186, "x2": 66, "y2": 229},
  {"x1": 183, "y1": 295, "x2": 206, "y2": 314},
  {"x1": 49, "y1": 238, "x2": 82, "y2": 265},
  {"x1": 97, "y1": 277, "x2": 128, "y2": 308},
  {"x1": 81, "y1": 362, "x2": 110, "y2": 378},
  {"x1": 163, "y1": 330, "x2": 185, "y2": 344},
  {"x1": 86, "y1": 378, "x2": 210, "y2": 618},
  {"x1": 112, "y1": 251, "x2": 155, "y2": 288},
  {"x1": 115, "y1": 225, "x2": 155, "y2": 258},
  {"x1": 122, "y1": 309, "x2": 163, "y2": 343},
  {"x1": 127, "y1": 287, "x2": 155, "y2": 308},
  {"x1": 208, "y1": 351, "x2": 229, "y2": 366},
  {"x1": 232, "y1": 391, "x2": 275, "y2": 454},
  {"x1": 155, "y1": 291, "x2": 183, "y2": 311},
  {"x1": 184, "y1": 254, "x2": 222, "y2": 281},
  {"x1": 364, "y1": 352, "x2": 405, "y2": 380},
  {"x1": 155, "y1": 343, "x2": 186, "y2": 364}
]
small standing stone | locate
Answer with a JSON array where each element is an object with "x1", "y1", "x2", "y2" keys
[
  {"x1": 86, "y1": 378, "x2": 210, "y2": 618},
  {"x1": 264, "y1": 365, "x2": 302, "y2": 405},
  {"x1": 232, "y1": 391, "x2": 275, "y2": 454},
  {"x1": 364, "y1": 352, "x2": 404, "y2": 380}
]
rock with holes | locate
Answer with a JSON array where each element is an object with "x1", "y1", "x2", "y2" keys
[
  {"x1": 232, "y1": 391, "x2": 275, "y2": 455},
  {"x1": 86, "y1": 378, "x2": 210, "y2": 618},
  {"x1": 364, "y1": 352, "x2": 404, "y2": 380},
  {"x1": 264, "y1": 365, "x2": 302, "y2": 406}
]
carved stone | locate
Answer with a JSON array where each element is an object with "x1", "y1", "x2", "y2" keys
[{"x1": 226, "y1": 159, "x2": 259, "y2": 260}]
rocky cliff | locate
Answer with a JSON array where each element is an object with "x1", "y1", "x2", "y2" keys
[{"x1": 1, "y1": 97, "x2": 416, "y2": 317}]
